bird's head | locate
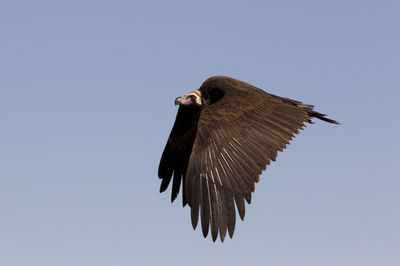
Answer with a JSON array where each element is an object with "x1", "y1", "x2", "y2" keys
[{"x1": 175, "y1": 89, "x2": 202, "y2": 107}]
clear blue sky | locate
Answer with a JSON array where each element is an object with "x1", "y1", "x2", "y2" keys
[{"x1": 1, "y1": 0, "x2": 399, "y2": 265}]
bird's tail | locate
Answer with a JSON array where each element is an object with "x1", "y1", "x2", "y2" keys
[
  {"x1": 301, "y1": 104, "x2": 339, "y2": 124},
  {"x1": 267, "y1": 93, "x2": 339, "y2": 124}
]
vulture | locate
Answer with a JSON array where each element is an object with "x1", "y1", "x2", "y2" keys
[{"x1": 158, "y1": 76, "x2": 338, "y2": 242}]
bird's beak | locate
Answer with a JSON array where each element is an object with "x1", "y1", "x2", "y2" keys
[
  {"x1": 175, "y1": 97, "x2": 182, "y2": 105},
  {"x1": 175, "y1": 96, "x2": 192, "y2": 106}
]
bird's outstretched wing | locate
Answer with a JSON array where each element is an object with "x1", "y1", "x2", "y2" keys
[
  {"x1": 158, "y1": 106, "x2": 200, "y2": 206},
  {"x1": 185, "y1": 80, "x2": 317, "y2": 242}
]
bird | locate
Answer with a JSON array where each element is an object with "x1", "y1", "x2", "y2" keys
[{"x1": 158, "y1": 76, "x2": 338, "y2": 242}]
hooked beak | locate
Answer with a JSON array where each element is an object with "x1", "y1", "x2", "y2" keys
[
  {"x1": 175, "y1": 97, "x2": 182, "y2": 105},
  {"x1": 175, "y1": 96, "x2": 191, "y2": 106}
]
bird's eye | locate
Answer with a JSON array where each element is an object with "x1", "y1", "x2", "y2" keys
[{"x1": 188, "y1": 95, "x2": 196, "y2": 100}]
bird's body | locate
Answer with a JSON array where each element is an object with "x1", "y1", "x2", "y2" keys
[{"x1": 158, "y1": 76, "x2": 338, "y2": 242}]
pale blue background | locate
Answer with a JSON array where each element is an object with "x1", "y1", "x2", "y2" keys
[{"x1": 1, "y1": 0, "x2": 399, "y2": 265}]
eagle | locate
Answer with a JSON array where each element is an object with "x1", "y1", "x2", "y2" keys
[{"x1": 158, "y1": 76, "x2": 338, "y2": 242}]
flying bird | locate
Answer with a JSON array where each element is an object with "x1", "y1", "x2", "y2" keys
[{"x1": 158, "y1": 76, "x2": 338, "y2": 242}]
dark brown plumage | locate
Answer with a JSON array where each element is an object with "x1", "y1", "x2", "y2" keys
[{"x1": 158, "y1": 76, "x2": 338, "y2": 242}]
